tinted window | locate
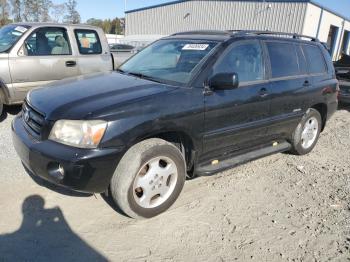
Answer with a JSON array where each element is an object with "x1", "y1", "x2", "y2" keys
[
  {"x1": 24, "y1": 27, "x2": 71, "y2": 56},
  {"x1": 296, "y1": 45, "x2": 308, "y2": 75},
  {"x1": 75, "y1": 29, "x2": 102, "y2": 55},
  {"x1": 267, "y1": 42, "x2": 299, "y2": 78},
  {"x1": 302, "y1": 45, "x2": 327, "y2": 74},
  {"x1": 214, "y1": 41, "x2": 264, "y2": 83}
]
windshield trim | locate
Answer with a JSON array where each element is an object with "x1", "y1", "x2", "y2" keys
[
  {"x1": 0, "y1": 24, "x2": 31, "y2": 54},
  {"x1": 119, "y1": 38, "x2": 220, "y2": 88}
]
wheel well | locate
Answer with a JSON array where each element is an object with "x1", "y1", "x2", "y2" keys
[
  {"x1": 144, "y1": 131, "x2": 196, "y2": 174},
  {"x1": 311, "y1": 103, "x2": 327, "y2": 131}
]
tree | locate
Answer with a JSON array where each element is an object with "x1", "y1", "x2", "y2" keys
[
  {"x1": 40, "y1": 0, "x2": 51, "y2": 22},
  {"x1": 0, "y1": 0, "x2": 10, "y2": 26},
  {"x1": 86, "y1": 18, "x2": 103, "y2": 28},
  {"x1": 64, "y1": 0, "x2": 80, "y2": 24},
  {"x1": 10, "y1": 0, "x2": 22, "y2": 22},
  {"x1": 86, "y1": 17, "x2": 124, "y2": 35},
  {"x1": 22, "y1": 0, "x2": 52, "y2": 22},
  {"x1": 110, "y1": 18, "x2": 123, "y2": 35},
  {"x1": 51, "y1": 3, "x2": 66, "y2": 23}
]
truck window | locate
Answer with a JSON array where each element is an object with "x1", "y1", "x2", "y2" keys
[
  {"x1": 0, "y1": 25, "x2": 30, "y2": 53},
  {"x1": 24, "y1": 27, "x2": 71, "y2": 56},
  {"x1": 266, "y1": 42, "x2": 300, "y2": 78},
  {"x1": 302, "y1": 45, "x2": 327, "y2": 74},
  {"x1": 213, "y1": 41, "x2": 264, "y2": 83},
  {"x1": 74, "y1": 29, "x2": 102, "y2": 55}
]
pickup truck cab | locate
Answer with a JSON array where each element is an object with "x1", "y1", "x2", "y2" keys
[
  {"x1": 0, "y1": 23, "x2": 114, "y2": 115},
  {"x1": 12, "y1": 30, "x2": 338, "y2": 219}
]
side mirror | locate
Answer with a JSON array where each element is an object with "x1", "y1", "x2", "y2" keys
[{"x1": 209, "y1": 73, "x2": 239, "y2": 90}]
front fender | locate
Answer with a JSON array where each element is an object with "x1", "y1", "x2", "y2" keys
[{"x1": 0, "y1": 53, "x2": 12, "y2": 103}]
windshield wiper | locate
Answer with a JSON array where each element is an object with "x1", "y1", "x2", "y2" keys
[
  {"x1": 127, "y1": 71, "x2": 164, "y2": 84},
  {"x1": 116, "y1": 68, "x2": 126, "y2": 74}
]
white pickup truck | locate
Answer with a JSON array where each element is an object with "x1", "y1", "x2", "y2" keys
[{"x1": 0, "y1": 23, "x2": 127, "y2": 115}]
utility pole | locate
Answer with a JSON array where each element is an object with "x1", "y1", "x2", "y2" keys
[{"x1": 124, "y1": 0, "x2": 127, "y2": 36}]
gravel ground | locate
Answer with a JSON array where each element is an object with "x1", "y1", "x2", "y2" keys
[{"x1": 0, "y1": 105, "x2": 349, "y2": 262}]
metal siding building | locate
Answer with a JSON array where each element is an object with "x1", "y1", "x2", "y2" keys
[
  {"x1": 125, "y1": 0, "x2": 350, "y2": 60},
  {"x1": 126, "y1": 1, "x2": 307, "y2": 35}
]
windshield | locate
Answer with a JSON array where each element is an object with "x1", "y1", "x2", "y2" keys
[
  {"x1": 0, "y1": 25, "x2": 30, "y2": 53},
  {"x1": 119, "y1": 39, "x2": 219, "y2": 85}
]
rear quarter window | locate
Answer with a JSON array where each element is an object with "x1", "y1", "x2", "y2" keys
[
  {"x1": 266, "y1": 42, "x2": 300, "y2": 78},
  {"x1": 74, "y1": 29, "x2": 102, "y2": 55},
  {"x1": 302, "y1": 45, "x2": 327, "y2": 74}
]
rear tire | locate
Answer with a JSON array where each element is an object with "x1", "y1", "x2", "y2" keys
[
  {"x1": 289, "y1": 108, "x2": 322, "y2": 155},
  {"x1": 110, "y1": 138, "x2": 186, "y2": 219}
]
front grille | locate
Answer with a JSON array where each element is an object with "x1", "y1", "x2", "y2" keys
[{"x1": 22, "y1": 102, "x2": 45, "y2": 137}]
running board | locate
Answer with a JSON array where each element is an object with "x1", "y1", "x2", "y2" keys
[{"x1": 196, "y1": 141, "x2": 292, "y2": 176}]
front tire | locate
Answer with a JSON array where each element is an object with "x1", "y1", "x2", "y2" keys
[
  {"x1": 290, "y1": 108, "x2": 322, "y2": 155},
  {"x1": 110, "y1": 138, "x2": 186, "y2": 219}
]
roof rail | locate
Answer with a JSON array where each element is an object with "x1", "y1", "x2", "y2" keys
[
  {"x1": 171, "y1": 30, "x2": 231, "y2": 36},
  {"x1": 230, "y1": 30, "x2": 319, "y2": 42}
]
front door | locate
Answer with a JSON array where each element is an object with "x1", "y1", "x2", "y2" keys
[
  {"x1": 9, "y1": 26, "x2": 78, "y2": 101},
  {"x1": 203, "y1": 40, "x2": 272, "y2": 160}
]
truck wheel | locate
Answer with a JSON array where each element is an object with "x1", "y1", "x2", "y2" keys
[
  {"x1": 290, "y1": 108, "x2": 322, "y2": 155},
  {"x1": 110, "y1": 138, "x2": 186, "y2": 219}
]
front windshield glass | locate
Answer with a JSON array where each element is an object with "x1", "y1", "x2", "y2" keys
[
  {"x1": 120, "y1": 39, "x2": 219, "y2": 85},
  {"x1": 0, "y1": 25, "x2": 30, "y2": 53}
]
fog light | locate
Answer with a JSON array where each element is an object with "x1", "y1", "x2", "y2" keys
[{"x1": 47, "y1": 163, "x2": 65, "y2": 181}]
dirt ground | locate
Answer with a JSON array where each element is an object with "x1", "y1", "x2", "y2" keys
[{"x1": 0, "y1": 105, "x2": 349, "y2": 262}]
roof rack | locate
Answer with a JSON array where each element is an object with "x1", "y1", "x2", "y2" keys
[
  {"x1": 230, "y1": 30, "x2": 319, "y2": 42},
  {"x1": 171, "y1": 30, "x2": 231, "y2": 36}
]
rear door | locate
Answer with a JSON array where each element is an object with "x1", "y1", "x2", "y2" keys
[
  {"x1": 73, "y1": 28, "x2": 113, "y2": 74},
  {"x1": 9, "y1": 26, "x2": 78, "y2": 100},
  {"x1": 203, "y1": 40, "x2": 272, "y2": 159},
  {"x1": 263, "y1": 41, "x2": 311, "y2": 139}
]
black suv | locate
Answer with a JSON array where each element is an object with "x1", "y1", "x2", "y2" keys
[{"x1": 12, "y1": 30, "x2": 338, "y2": 219}]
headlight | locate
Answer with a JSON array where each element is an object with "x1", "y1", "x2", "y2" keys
[{"x1": 49, "y1": 120, "x2": 107, "y2": 149}]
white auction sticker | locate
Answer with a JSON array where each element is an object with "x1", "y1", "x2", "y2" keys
[
  {"x1": 182, "y1": 44, "x2": 209, "y2": 51},
  {"x1": 15, "y1": 26, "x2": 28, "y2": 33}
]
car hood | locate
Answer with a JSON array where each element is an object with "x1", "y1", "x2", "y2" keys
[{"x1": 28, "y1": 72, "x2": 178, "y2": 120}]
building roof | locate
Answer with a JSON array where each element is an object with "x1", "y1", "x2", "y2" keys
[{"x1": 125, "y1": 0, "x2": 350, "y2": 22}]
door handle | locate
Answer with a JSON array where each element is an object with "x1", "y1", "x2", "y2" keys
[
  {"x1": 259, "y1": 87, "x2": 269, "y2": 98},
  {"x1": 65, "y1": 61, "x2": 77, "y2": 67},
  {"x1": 303, "y1": 80, "x2": 311, "y2": 87}
]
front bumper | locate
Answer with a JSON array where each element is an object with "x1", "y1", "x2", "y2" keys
[{"x1": 12, "y1": 115, "x2": 124, "y2": 193}]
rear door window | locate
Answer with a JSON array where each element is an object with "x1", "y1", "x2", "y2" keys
[
  {"x1": 302, "y1": 45, "x2": 327, "y2": 74},
  {"x1": 266, "y1": 42, "x2": 299, "y2": 78},
  {"x1": 74, "y1": 29, "x2": 102, "y2": 55}
]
